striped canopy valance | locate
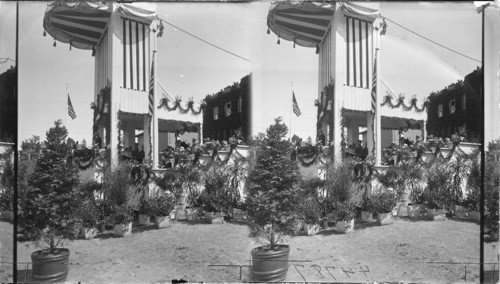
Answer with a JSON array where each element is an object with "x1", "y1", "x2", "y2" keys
[
  {"x1": 267, "y1": 1, "x2": 335, "y2": 48},
  {"x1": 43, "y1": 1, "x2": 156, "y2": 50}
]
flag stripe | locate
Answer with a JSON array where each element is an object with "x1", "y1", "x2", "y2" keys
[
  {"x1": 371, "y1": 55, "x2": 377, "y2": 113},
  {"x1": 293, "y1": 92, "x2": 301, "y2": 117},
  {"x1": 149, "y1": 53, "x2": 154, "y2": 116},
  {"x1": 68, "y1": 95, "x2": 77, "y2": 119}
]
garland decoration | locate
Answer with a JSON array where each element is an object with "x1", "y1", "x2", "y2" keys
[
  {"x1": 158, "y1": 96, "x2": 206, "y2": 115},
  {"x1": 91, "y1": 81, "x2": 111, "y2": 149},
  {"x1": 316, "y1": 83, "x2": 334, "y2": 139},
  {"x1": 380, "y1": 93, "x2": 429, "y2": 112},
  {"x1": 74, "y1": 147, "x2": 95, "y2": 170}
]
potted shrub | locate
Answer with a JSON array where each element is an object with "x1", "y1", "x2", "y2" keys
[
  {"x1": 360, "y1": 195, "x2": 374, "y2": 222},
  {"x1": 111, "y1": 204, "x2": 134, "y2": 237},
  {"x1": 334, "y1": 202, "x2": 356, "y2": 233},
  {"x1": 370, "y1": 190, "x2": 397, "y2": 225},
  {"x1": 149, "y1": 193, "x2": 176, "y2": 229},
  {"x1": 424, "y1": 162, "x2": 453, "y2": 221},
  {"x1": 301, "y1": 197, "x2": 322, "y2": 236},
  {"x1": 75, "y1": 201, "x2": 100, "y2": 239},
  {"x1": 200, "y1": 161, "x2": 240, "y2": 224},
  {"x1": 18, "y1": 121, "x2": 80, "y2": 282},
  {"x1": 138, "y1": 198, "x2": 152, "y2": 225},
  {"x1": 246, "y1": 118, "x2": 301, "y2": 282}
]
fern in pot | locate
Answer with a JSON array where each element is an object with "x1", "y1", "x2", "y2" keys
[
  {"x1": 245, "y1": 118, "x2": 301, "y2": 282},
  {"x1": 149, "y1": 192, "x2": 176, "y2": 229},
  {"x1": 370, "y1": 190, "x2": 397, "y2": 225},
  {"x1": 334, "y1": 201, "x2": 356, "y2": 233}
]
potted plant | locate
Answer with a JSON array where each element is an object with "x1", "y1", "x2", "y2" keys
[
  {"x1": 424, "y1": 162, "x2": 452, "y2": 221},
  {"x1": 246, "y1": 118, "x2": 301, "y2": 282},
  {"x1": 111, "y1": 204, "x2": 134, "y2": 237},
  {"x1": 301, "y1": 197, "x2": 322, "y2": 236},
  {"x1": 370, "y1": 190, "x2": 397, "y2": 225},
  {"x1": 75, "y1": 201, "x2": 100, "y2": 239},
  {"x1": 138, "y1": 198, "x2": 152, "y2": 225},
  {"x1": 200, "y1": 161, "x2": 240, "y2": 224},
  {"x1": 360, "y1": 194, "x2": 374, "y2": 222},
  {"x1": 149, "y1": 192, "x2": 176, "y2": 229},
  {"x1": 334, "y1": 201, "x2": 356, "y2": 233},
  {"x1": 18, "y1": 121, "x2": 81, "y2": 282}
]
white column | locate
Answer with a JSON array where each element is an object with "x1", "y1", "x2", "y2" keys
[
  {"x1": 108, "y1": 5, "x2": 120, "y2": 169},
  {"x1": 367, "y1": 113, "x2": 374, "y2": 158},
  {"x1": 421, "y1": 120, "x2": 427, "y2": 142},
  {"x1": 143, "y1": 115, "x2": 151, "y2": 161},
  {"x1": 152, "y1": 22, "x2": 159, "y2": 169},
  {"x1": 374, "y1": 18, "x2": 382, "y2": 166}
]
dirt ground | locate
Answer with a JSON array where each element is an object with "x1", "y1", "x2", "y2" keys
[
  {"x1": 15, "y1": 216, "x2": 493, "y2": 283},
  {"x1": 0, "y1": 221, "x2": 14, "y2": 283}
]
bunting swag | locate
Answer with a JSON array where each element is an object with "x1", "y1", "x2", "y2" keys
[
  {"x1": 74, "y1": 148, "x2": 96, "y2": 170},
  {"x1": 380, "y1": 94, "x2": 429, "y2": 112},
  {"x1": 158, "y1": 97, "x2": 206, "y2": 115}
]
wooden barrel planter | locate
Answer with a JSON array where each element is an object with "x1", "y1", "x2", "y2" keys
[
  {"x1": 31, "y1": 248, "x2": 70, "y2": 282},
  {"x1": 251, "y1": 245, "x2": 290, "y2": 282}
]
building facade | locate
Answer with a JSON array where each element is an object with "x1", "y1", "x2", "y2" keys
[
  {"x1": 427, "y1": 67, "x2": 482, "y2": 141},
  {"x1": 203, "y1": 74, "x2": 251, "y2": 143}
]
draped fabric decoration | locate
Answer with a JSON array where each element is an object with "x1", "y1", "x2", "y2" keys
[
  {"x1": 91, "y1": 82, "x2": 111, "y2": 148},
  {"x1": 157, "y1": 97, "x2": 206, "y2": 115},
  {"x1": 123, "y1": 18, "x2": 149, "y2": 91},
  {"x1": 345, "y1": 15, "x2": 373, "y2": 89},
  {"x1": 315, "y1": 84, "x2": 334, "y2": 137},
  {"x1": 380, "y1": 94, "x2": 429, "y2": 112},
  {"x1": 74, "y1": 148, "x2": 96, "y2": 170},
  {"x1": 267, "y1": 1, "x2": 334, "y2": 48},
  {"x1": 43, "y1": 2, "x2": 156, "y2": 51},
  {"x1": 43, "y1": 2, "x2": 111, "y2": 50}
]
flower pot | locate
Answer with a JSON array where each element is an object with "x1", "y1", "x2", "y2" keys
[
  {"x1": 361, "y1": 211, "x2": 374, "y2": 222},
  {"x1": 407, "y1": 204, "x2": 424, "y2": 218},
  {"x1": 377, "y1": 212, "x2": 393, "y2": 225},
  {"x1": 175, "y1": 206, "x2": 186, "y2": 220},
  {"x1": 397, "y1": 204, "x2": 409, "y2": 217},
  {"x1": 335, "y1": 219, "x2": 354, "y2": 234},
  {"x1": 113, "y1": 222, "x2": 132, "y2": 237},
  {"x1": 154, "y1": 216, "x2": 172, "y2": 229},
  {"x1": 251, "y1": 244, "x2": 290, "y2": 282},
  {"x1": 454, "y1": 205, "x2": 468, "y2": 218},
  {"x1": 185, "y1": 207, "x2": 200, "y2": 221},
  {"x1": 204, "y1": 212, "x2": 224, "y2": 224},
  {"x1": 232, "y1": 208, "x2": 247, "y2": 222},
  {"x1": 138, "y1": 214, "x2": 151, "y2": 225},
  {"x1": 304, "y1": 223, "x2": 320, "y2": 236},
  {"x1": 470, "y1": 210, "x2": 480, "y2": 221},
  {"x1": 427, "y1": 209, "x2": 447, "y2": 221},
  {"x1": 80, "y1": 227, "x2": 98, "y2": 239},
  {"x1": 31, "y1": 248, "x2": 70, "y2": 282}
]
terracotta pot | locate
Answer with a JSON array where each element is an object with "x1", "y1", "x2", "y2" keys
[
  {"x1": 427, "y1": 209, "x2": 447, "y2": 221},
  {"x1": 454, "y1": 205, "x2": 468, "y2": 218},
  {"x1": 335, "y1": 219, "x2": 354, "y2": 233},
  {"x1": 138, "y1": 214, "x2": 151, "y2": 225},
  {"x1": 304, "y1": 223, "x2": 320, "y2": 236},
  {"x1": 31, "y1": 248, "x2": 70, "y2": 282},
  {"x1": 377, "y1": 212, "x2": 393, "y2": 225},
  {"x1": 154, "y1": 216, "x2": 172, "y2": 229},
  {"x1": 113, "y1": 222, "x2": 132, "y2": 237},
  {"x1": 361, "y1": 211, "x2": 374, "y2": 222},
  {"x1": 204, "y1": 212, "x2": 224, "y2": 224},
  {"x1": 80, "y1": 227, "x2": 98, "y2": 239},
  {"x1": 251, "y1": 245, "x2": 290, "y2": 282}
]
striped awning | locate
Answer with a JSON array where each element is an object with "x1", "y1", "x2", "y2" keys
[
  {"x1": 43, "y1": 2, "x2": 157, "y2": 50},
  {"x1": 43, "y1": 2, "x2": 112, "y2": 50},
  {"x1": 267, "y1": 1, "x2": 335, "y2": 48}
]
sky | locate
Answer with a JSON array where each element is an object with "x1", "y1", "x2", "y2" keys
[{"x1": 0, "y1": 1, "x2": 481, "y2": 145}]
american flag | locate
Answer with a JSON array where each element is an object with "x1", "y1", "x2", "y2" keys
[
  {"x1": 371, "y1": 55, "x2": 377, "y2": 114},
  {"x1": 149, "y1": 53, "x2": 155, "y2": 117},
  {"x1": 292, "y1": 92, "x2": 301, "y2": 117},
  {"x1": 68, "y1": 95, "x2": 77, "y2": 119}
]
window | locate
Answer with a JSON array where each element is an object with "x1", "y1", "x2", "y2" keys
[
  {"x1": 462, "y1": 94, "x2": 466, "y2": 110},
  {"x1": 225, "y1": 102, "x2": 232, "y2": 116},
  {"x1": 238, "y1": 96, "x2": 242, "y2": 113},
  {"x1": 449, "y1": 99, "x2": 456, "y2": 114},
  {"x1": 438, "y1": 104, "x2": 443, "y2": 117},
  {"x1": 213, "y1": 106, "x2": 219, "y2": 120}
]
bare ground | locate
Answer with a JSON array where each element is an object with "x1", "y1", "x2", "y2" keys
[{"x1": 15, "y1": 217, "x2": 488, "y2": 283}]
